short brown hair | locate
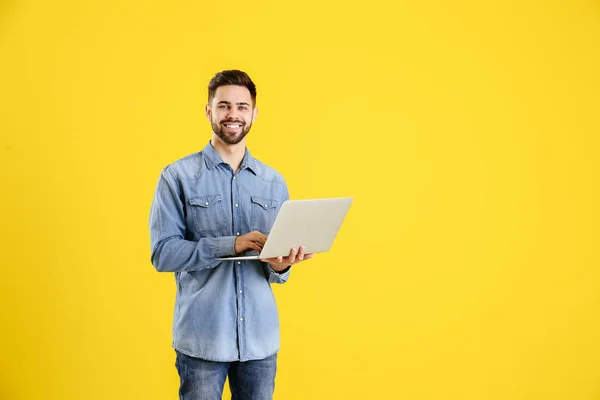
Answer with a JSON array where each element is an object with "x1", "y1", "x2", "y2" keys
[{"x1": 208, "y1": 70, "x2": 257, "y2": 106}]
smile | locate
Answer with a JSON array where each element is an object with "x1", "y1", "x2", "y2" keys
[{"x1": 223, "y1": 124, "x2": 241, "y2": 129}]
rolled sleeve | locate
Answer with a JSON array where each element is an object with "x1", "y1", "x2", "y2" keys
[
  {"x1": 264, "y1": 263, "x2": 291, "y2": 284},
  {"x1": 150, "y1": 168, "x2": 233, "y2": 272},
  {"x1": 216, "y1": 236, "x2": 237, "y2": 258}
]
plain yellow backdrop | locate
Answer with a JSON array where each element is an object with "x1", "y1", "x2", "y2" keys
[{"x1": 1, "y1": 0, "x2": 599, "y2": 399}]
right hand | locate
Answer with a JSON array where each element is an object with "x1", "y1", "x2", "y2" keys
[{"x1": 234, "y1": 230, "x2": 268, "y2": 254}]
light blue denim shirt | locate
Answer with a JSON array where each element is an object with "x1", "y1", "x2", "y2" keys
[{"x1": 149, "y1": 141, "x2": 291, "y2": 362}]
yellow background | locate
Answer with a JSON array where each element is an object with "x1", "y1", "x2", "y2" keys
[{"x1": 1, "y1": 0, "x2": 599, "y2": 399}]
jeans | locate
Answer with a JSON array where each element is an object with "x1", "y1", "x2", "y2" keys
[{"x1": 175, "y1": 350, "x2": 277, "y2": 400}]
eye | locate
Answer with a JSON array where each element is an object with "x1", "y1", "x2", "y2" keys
[
  {"x1": 218, "y1": 105, "x2": 228, "y2": 109},
  {"x1": 239, "y1": 106, "x2": 248, "y2": 111}
]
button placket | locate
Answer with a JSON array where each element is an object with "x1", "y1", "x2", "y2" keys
[
  {"x1": 232, "y1": 172, "x2": 239, "y2": 235},
  {"x1": 233, "y1": 241, "x2": 245, "y2": 358}
]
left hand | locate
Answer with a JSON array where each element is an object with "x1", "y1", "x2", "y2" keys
[{"x1": 260, "y1": 246, "x2": 314, "y2": 272}]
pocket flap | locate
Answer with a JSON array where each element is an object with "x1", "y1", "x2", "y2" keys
[
  {"x1": 189, "y1": 194, "x2": 223, "y2": 208},
  {"x1": 250, "y1": 196, "x2": 278, "y2": 209}
]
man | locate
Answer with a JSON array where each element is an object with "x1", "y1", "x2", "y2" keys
[{"x1": 149, "y1": 69, "x2": 313, "y2": 400}]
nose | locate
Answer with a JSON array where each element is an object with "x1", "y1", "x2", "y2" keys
[{"x1": 226, "y1": 108, "x2": 240, "y2": 121}]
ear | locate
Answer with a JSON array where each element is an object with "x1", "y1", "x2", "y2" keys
[
  {"x1": 252, "y1": 107, "x2": 258, "y2": 123},
  {"x1": 205, "y1": 104, "x2": 211, "y2": 121}
]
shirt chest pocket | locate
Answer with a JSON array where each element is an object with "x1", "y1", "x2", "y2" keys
[
  {"x1": 250, "y1": 196, "x2": 278, "y2": 234},
  {"x1": 188, "y1": 194, "x2": 228, "y2": 234}
]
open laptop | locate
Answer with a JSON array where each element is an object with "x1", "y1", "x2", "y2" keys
[{"x1": 217, "y1": 197, "x2": 353, "y2": 261}]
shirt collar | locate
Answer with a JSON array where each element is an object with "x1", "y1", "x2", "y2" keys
[{"x1": 202, "y1": 141, "x2": 259, "y2": 176}]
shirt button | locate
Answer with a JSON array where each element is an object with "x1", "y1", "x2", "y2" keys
[
  {"x1": 240, "y1": 317, "x2": 243, "y2": 321},
  {"x1": 233, "y1": 176, "x2": 236, "y2": 180},
  {"x1": 205, "y1": 202, "x2": 209, "y2": 206},
  {"x1": 239, "y1": 290, "x2": 243, "y2": 293},
  {"x1": 236, "y1": 232, "x2": 240, "y2": 236},
  {"x1": 235, "y1": 203, "x2": 238, "y2": 207},
  {"x1": 237, "y1": 261, "x2": 241, "y2": 265},
  {"x1": 263, "y1": 204, "x2": 268, "y2": 208}
]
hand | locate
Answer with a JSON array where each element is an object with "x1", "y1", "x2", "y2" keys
[
  {"x1": 235, "y1": 231, "x2": 268, "y2": 254},
  {"x1": 261, "y1": 246, "x2": 314, "y2": 272}
]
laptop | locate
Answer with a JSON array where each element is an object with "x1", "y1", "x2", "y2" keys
[{"x1": 217, "y1": 197, "x2": 353, "y2": 261}]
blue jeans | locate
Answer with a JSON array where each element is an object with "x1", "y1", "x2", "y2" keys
[{"x1": 175, "y1": 350, "x2": 277, "y2": 400}]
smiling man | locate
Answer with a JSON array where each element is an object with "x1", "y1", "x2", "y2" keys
[{"x1": 149, "y1": 70, "x2": 313, "y2": 400}]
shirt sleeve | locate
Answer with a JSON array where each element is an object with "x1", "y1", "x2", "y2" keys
[
  {"x1": 264, "y1": 263, "x2": 291, "y2": 283},
  {"x1": 149, "y1": 167, "x2": 236, "y2": 272}
]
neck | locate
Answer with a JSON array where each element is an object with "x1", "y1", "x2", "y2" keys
[{"x1": 210, "y1": 136, "x2": 246, "y2": 172}]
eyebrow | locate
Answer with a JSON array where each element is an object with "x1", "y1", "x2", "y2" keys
[{"x1": 217, "y1": 101, "x2": 251, "y2": 106}]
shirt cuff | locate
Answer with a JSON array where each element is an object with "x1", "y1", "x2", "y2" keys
[
  {"x1": 267, "y1": 263, "x2": 291, "y2": 275},
  {"x1": 216, "y1": 236, "x2": 237, "y2": 258}
]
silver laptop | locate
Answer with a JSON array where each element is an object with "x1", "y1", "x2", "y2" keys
[{"x1": 217, "y1": 197, "x2": 353, "y2": 261}]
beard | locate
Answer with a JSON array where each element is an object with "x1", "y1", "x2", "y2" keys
[{"x1": 212, "y1": 118, "x2": 253, "y2": 145}]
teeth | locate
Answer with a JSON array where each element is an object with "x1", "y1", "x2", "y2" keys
[{"x1": 225, "y1": 124, "x2": 240, "y2": 128}]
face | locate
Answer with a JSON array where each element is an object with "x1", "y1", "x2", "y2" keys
[{"x1": 206, "y1": 85, "x2": 257, "y2": 145}]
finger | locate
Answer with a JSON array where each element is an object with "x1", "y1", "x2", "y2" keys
[
  {"x1": 288, "y1": 247, "x2": 298, "y2": 264},
  {"x1": 249, "y1": 243, "x2": 263, "y2": 253},
  {"x1": 303, "y1": 253, "x2": 315, "y2": 260},
  {"x1": 249, "y1": 233, "x2": 265, "y2": 246},
  {"x1": 277, "y1": 256, "x2": 283, "y2": 263},
  {"x1": 253, "y1": 231, "x2": 268, "y2": 243},
  {"x1": 297, "y1": 245, "x2": 305, "y2": 261}
]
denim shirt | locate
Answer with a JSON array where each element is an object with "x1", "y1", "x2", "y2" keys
[{"x1": 149, "y1": 141, "x2": 291, "y2": 362}]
